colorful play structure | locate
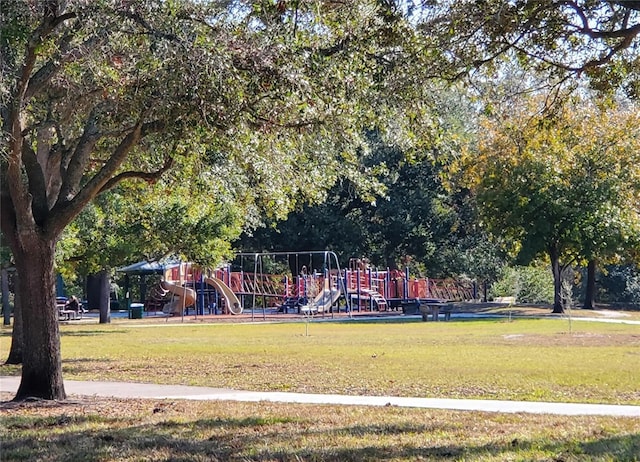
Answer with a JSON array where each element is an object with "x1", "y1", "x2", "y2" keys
[{"x1": 118, "y1": 251, "x2": 480, "y2": 319}]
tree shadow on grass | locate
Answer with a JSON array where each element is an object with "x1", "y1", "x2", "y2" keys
[
  {"x1": 578, "y1": 432, "x2": 640, "y2": 461},
  {"x1": 60, "y1": 329, "x2": 130, "y2": 337},
  {"x1": 2, "y1": 410, "x2": 639, "y2": 461},
  {"x1": 60, "y1": 357, "x2": 116, "y2": 376}
]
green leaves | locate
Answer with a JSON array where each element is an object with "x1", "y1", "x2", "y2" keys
[
  {"x1": 468, "y1": 94, "x2": 640, "y2": 269},
  {"x1": 418, "y1": 0, "x2": 640, "y2": 95},
  {"x1": 3, "y1": 0, "x2": 439, "y2": 267}
]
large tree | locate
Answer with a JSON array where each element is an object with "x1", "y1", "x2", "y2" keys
[
  {"x1": 1, "y1": 0, "x2": 422, "y2": 400},
  {"x1": 463, "y1": 96, "x2": 640, "y2": 312}
]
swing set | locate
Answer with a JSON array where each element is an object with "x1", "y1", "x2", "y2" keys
[{"x1": 220, "y1": 251, "x2": 349, "y2": 319}]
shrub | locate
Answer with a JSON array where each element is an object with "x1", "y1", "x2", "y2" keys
[
  {"x1": 596, "y1": 265, "x2": 640, "y2": 307},
  {"x1": 491, "y1": 264, "x2": 554, "y2": 304}
]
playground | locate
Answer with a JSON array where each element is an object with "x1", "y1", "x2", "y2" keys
[{"x1": 112, "y1": 251, "x2": 481, "y2": 322}]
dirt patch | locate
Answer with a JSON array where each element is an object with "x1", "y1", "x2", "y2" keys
[
  {"x1": 499, "y1": 332, "x2": 640, "y2": 347},
  {"x1": 593, "y1": 310, "x2": 630, "y2": 318}
]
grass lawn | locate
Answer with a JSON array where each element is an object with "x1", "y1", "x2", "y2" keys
[
  {"x1": 1, "y1": 315, "x2": 639, "y2": 461},
  {"x1": 2, "y1": 396, "x2": 639, "y2": 462}
]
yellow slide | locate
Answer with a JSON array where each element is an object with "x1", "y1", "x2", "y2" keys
[
  {"x1": 160, "y1": 281, "x2": 197, "y2": 315},
  {"x1": 204, "y1": 276, "x2": 243, "y2": 314}
]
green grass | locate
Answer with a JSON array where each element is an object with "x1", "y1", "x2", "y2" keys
[
  {"x1": 1, "y1": 316, "x2": 639, "y2": 461},
  {"x1": 2, "y1": 317, "x2": 639, "y2": 404},
  {"x1": 1, "y1": 396, "x2": 639, "y2": 461}
]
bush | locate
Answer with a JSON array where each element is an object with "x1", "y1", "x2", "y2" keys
[
  {"x1": 491, "y1": 264, "x2": 554, "y2": 304},
  {"x1": 596, "y1": 265, "x2": 640, "y2": 307}
]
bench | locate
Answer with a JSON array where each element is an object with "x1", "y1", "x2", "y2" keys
[{"x1": 419, "y1": 302, "x2": 453, "y2": 321}]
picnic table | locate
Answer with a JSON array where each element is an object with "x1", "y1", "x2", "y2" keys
[
  {"x1": 58, "y1": 309, "x2": 78, "y2": 320},
  {"x1": 57, "y1": 298, "x2": 81, "y2": 321},
  {"x1": 419, "y1": 299, "x2": 453, "y2": 321}
]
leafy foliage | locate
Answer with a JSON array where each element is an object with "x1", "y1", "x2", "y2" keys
[
  {"x1": 594, "y1": 265, "x2": 640, "y2": 307},
  {"x1": 417, "y1": 0, "x2": 640, "y2": 96},
  {"x1": 238, "y1": 120, "x2": 505, "y2": 280},
  {"x1": 456, "y1": 92, "x2": 640, "y2": 311},
  {"x1": 491, "y1": 264, "x2": 554, "y2": 304}
]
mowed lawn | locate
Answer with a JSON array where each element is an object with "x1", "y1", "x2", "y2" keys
[
  {"x1": 1, "y1": 317, "x2": 639, "y2": 461},
  {"x1": 2, "y1": 316, "x2": 638, "y2": 404}
]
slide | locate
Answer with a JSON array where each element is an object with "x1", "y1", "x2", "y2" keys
[
  {"x1": 204, "y1": 276, "x2": 243, "y2": 314},
  {"x1": 160, "y1": 281, "x2": 197, "y2": 315},
  {"x1": 301, "y1": 288, "x2": 341, "y2": 313}
]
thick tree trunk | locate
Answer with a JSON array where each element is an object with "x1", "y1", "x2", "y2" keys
[
  {"x1": 5, "y1": 272, "x2": 23, "y2": 365},
  {"x1": 583, "y1": 259, "x2": 597, "y2": 310},
  {"x1": 13, "y1": 236, "x2": 66, "y2": 401},
  {"x1": 549, "y1": 246, "x2": 564, "y2": 313}
]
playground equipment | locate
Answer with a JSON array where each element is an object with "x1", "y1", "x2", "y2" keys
[
  {"x1": 203, "y1": 276, "x2": 242, "y2": 314},
  {"x1": 343, "y1": 263, "x2": 477, "y2": 312},
  {"x1": 300, "y1": 287, "x2": 342, "y2": 313},
  {"x1": 117, "y1": 252, "x2": 479, "y2": 320},
  {"x1": 160, "y1": 281, "x2": 196, "y2": 315},
  {"x1": 228, "y1": 250, "x2": 348, "y2": 318},
  {"x1": 178, "y1": 252, "x2": 476, "y2": 317}
]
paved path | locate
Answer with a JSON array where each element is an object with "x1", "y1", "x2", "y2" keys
[{"x1": 2, "y1": 376, "x2": 639, "y2": 417}]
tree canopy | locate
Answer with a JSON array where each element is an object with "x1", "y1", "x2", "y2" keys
[
  {"x1": 460, "y1": 95, "x2": 640, "y2": 311},
  {"x1": 419, "y1": 0, "x2": 640, "y2": 95},
  {"x1": 1, "y1": 0, "x2": 428, "y2": 400}
]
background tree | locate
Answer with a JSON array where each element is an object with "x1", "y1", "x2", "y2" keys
[
  {"x1": 55, "y1": 169, "x2": 244, "y2": 324},
  {"x1": 1, "y1": 242, "x2": 22, "y2": 365},
  {"x1": 239, "y1": 89, "x2": 506, "y2": 281},
  {"x1": 240, "y1": 141, "x2": 500, "y2": 278},
  {"x1": 1, "y1": 0, "x2": 426, "y2": 401},
  {"x1": 461, "y1": 95, "x2": 640, "y2": 312}
]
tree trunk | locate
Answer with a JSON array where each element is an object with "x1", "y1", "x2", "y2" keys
[
  {"x1": 5, "y1": 272, "x2": 23, "y2": 365},
  {"x1": 13, "y1": 236, "x2": 66, "y2": 401},
  {"x1": 2, "y1": 268, "x2": 10, "y2": 326},
  {"x1": 99, "y1": 270, "x2": 111, "y2": 324},
  {"x1": 549, "y1": 246, "x2": 564, "y2": 313},
  {"x1": 583, "y1": 259, "x2": 597, "y2": 310},
  {"x1": 87, "y1": 271, "x2": 111, "y2": 324}
]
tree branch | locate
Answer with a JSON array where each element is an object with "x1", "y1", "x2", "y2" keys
[
  {"x1": 25, "y1": 32, "x2": 105, "y2": 100},
  {"x1": 21, "y1": 140, "x2": 49, "y2": 223},
  {"x1": 58, "y1": 111, "x2": 101, "y2": 202},
  {"x1": 6, "y1": 106, "x2": 34, "y2": 238},
  {"x1": 120, "y1": 9, "x2": 180, "y2": 42},
  {"x1": 47, "y1": 119, "x2": 167, "y2": 236},
  {"x1": 99, "y1": 156, "x2": 175, "y2": 194},
  {"x1": 581, "y1": 29, "x2": 639, "y2": 70},
  {"x1": 47, "y1": 122, "x2": 143, "y2": 235}
]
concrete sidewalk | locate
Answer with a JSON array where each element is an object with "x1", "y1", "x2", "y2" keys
[{"x1": 2, "y1": 376, "x2": 639, "y2": 417}]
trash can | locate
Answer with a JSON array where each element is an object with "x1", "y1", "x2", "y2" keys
[{"x1": 129, "y1": 303, "x2": 144, "y2": 319}]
